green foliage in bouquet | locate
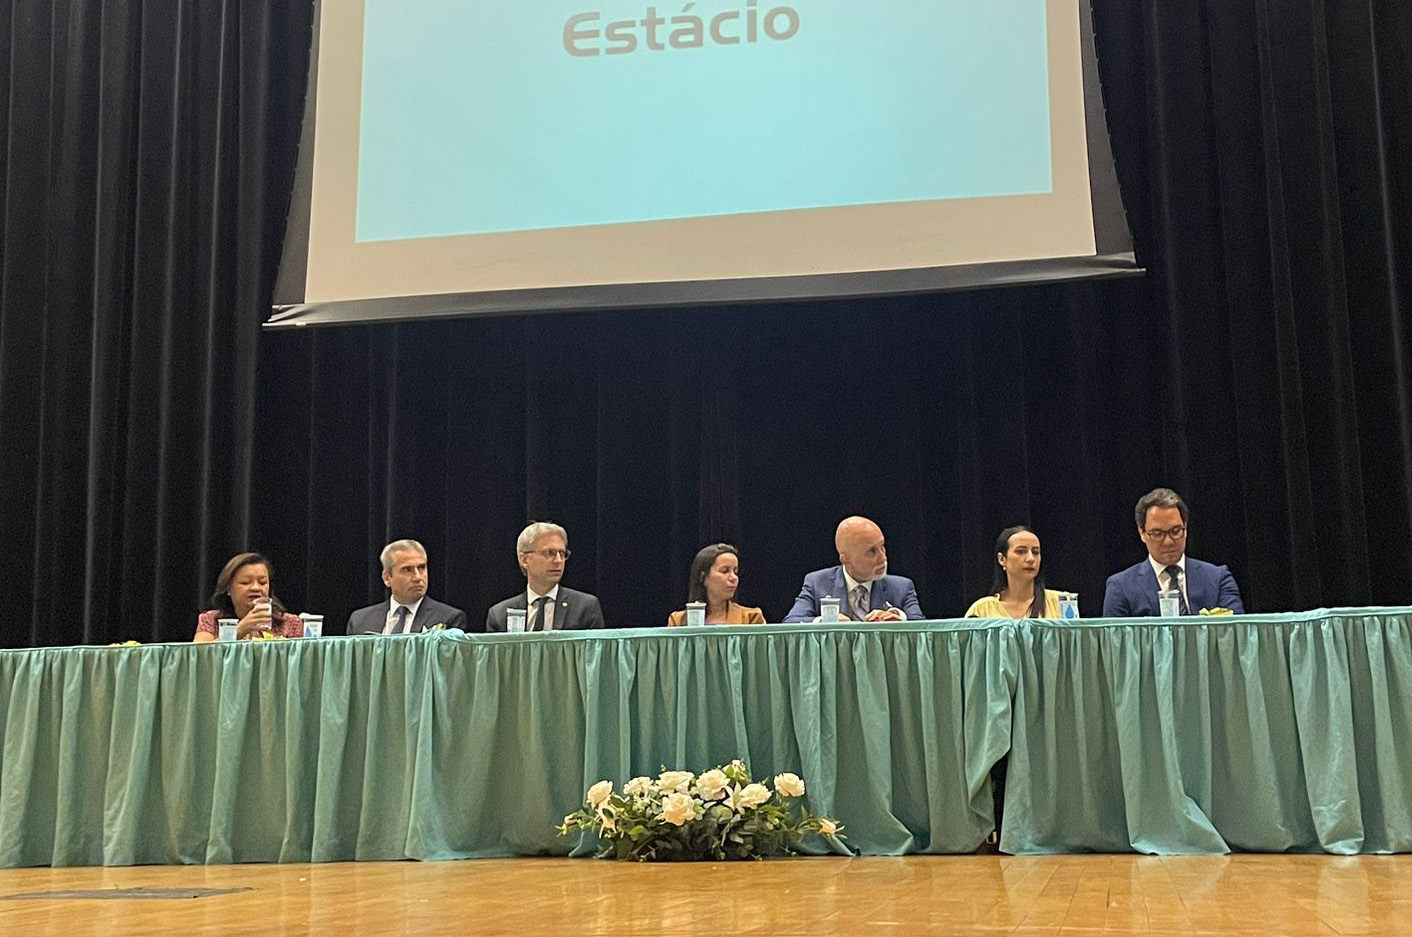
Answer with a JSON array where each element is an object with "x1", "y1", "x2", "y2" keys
[{"x1": 558, "y1": 759, "x2": 844, "y2": 861}]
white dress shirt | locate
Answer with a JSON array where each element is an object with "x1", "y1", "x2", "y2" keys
[
  {"x1": 526, "y1": 584, "x2": 561, "y2": 631},
  {"x1": 384, "y1": 596, "x2": 426, "y2": 634},
  {"x1": 1148, "y1": 555, "x2": 1189, "y2": 608}
]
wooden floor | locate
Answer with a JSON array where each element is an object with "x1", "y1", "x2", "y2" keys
[{"x1": 0, "y1": 855, "x2": 1408, "y2": 936}]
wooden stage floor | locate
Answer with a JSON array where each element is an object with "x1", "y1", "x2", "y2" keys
[{"x1": 0, "y1": 855, "x2": 1408, "y2": 936}]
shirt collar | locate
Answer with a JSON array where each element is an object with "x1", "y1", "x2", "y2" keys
[
  {"x1": 388, "y1": 596, "x2": 425, "y2": 621},
  {"x1": 1148, "y1": 554, "x2": 1186, "y2": 582},
  {"x1": 842, "y1": 568, "x2": 871, "y2": 597},
  {"x1": 528, "y1": 584, "x2": 561, "y2": 604}
]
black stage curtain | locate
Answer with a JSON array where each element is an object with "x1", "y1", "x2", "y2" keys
[{"x1": 1, "y1": 0, "x2": 1408, "y2": 645}]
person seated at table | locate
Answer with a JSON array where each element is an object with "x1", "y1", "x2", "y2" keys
[
  {"x1": 782, "y1": 516, "x2": 924, "y2": 622},
  {"x1": 485, "y1": 522, "x2": 605, "y2": 631},
  {"x1": 193, "y1": 552, "x2": 303, "y2": 641},
  {"x1": 1102, "y1": 487, "x2": 1245, "y2": 616},
  {"x1": 964, "y1": 526, "x2": 1065, "y2": 619},
  {"x1": 667, "y1": 543, "x2": 767, "y2": 626},
  {"x1": 346, "y1": 538, "x2": 466, "y2": 635}
]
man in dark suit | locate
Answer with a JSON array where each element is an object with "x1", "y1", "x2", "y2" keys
[
  {"x1": 783, "y1": 516, "x2": 925, "y2": 623},
  {"x1": 347, "y1": 539, "x2": 467, "y2": 634},
  {"x1": 1102, "y1": 487, "x2": 1245, "y2": 616},
  {"x1": 485, "y1": 521, "x2": 605, "y2": 632}
]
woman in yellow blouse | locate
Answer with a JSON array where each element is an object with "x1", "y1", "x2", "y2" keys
[
  {"x1": 667, "y1": 543, "x2": 767, "y2": 626},
  {"x1": 964, "y1": 526, "x2": 1065, "y2": 619}
]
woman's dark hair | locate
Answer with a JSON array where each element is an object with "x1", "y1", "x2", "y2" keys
[
  {"x1": 687, "y1": 543, "x2": 740, "y2": 605},
  {"x1": 991, "y1": 526, "x2": 1046, "y2": 618},
  {"x1": 209, "y1": 552, "x2": 287, "y2": 618}
]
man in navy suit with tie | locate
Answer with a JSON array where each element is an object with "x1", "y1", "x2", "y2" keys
[
  {"x1": 783, "y1": 516, "x2": 925, "y2": 623},
  {"x1": 1102, "y1": 488, "x2": 1245, "y2": 616}
]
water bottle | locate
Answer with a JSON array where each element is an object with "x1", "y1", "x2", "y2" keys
[
  {"x1": 684, "y1": 601, "x2": 706, "y2": 626},
  {"x1": 1158, "y1": 589, "x2": 1181, "y2": 617},
  {"x1": 819, "y1": 596, "x2": 841, "y2": 623},
  {"x1": 1059, "y1": 593, "x2": 1080, "y2": 620},
  {"x1": 217, "y1": 618, "x2": 238, "y2": 642},
  {"x1": 506, "y1": 607, "x2": 527, "y2": 633}
]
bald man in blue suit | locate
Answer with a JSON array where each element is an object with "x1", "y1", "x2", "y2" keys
[{"x1": 783, "y1": 516, "x2": 925, "y2": 623}]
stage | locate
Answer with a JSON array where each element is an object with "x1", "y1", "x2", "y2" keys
[{"x1": 0, "y1": 856, "x2": 1407, "y2": 936}]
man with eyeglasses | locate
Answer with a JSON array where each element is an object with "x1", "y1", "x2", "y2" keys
[
  {"x1": 1102, "y1": 487, "x2": 1245, "y2": 616},
  {"x1": 485, "y1": 521, "x2": 605, "y2": 631}
]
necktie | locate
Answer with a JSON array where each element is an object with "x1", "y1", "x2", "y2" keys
[
  {"x1": 391, "y1": 605, "x2": 410, "y2": 634},
  {"x1": 529, "y1": 595, "x2": 552, "y2": 632},
  {"x1": 1164, "y1": 566, "x2": 1190, "y2": 615},
  {"x1": 851, "y1": 584, "x2": 870, "y2": 621}
]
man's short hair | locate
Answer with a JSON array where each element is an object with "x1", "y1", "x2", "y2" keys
[
  {"x1": 380, "y1": 539, "x2": 427, "y2": 573},
  {"x1": 1135, "y1": 488, "x2": 1189, "y2": 529},
  {"x1": 517, "y1": 521, "x2": 568, "y2": 555}
]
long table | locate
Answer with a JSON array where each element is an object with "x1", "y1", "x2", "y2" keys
[{"x1": 1, "y1": 609, "x2": 1409, "y2": 867}]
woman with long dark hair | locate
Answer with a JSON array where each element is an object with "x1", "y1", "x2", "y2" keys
[
  {"x1": 963, "y1": 526, "x2": 1064, "y2": 619},
  {"x1": 193, "y1": 552, "x2": 304, "y2": 641},
  {"x1": 667, "y1": 543, "x2": 766, "y2": 626}
]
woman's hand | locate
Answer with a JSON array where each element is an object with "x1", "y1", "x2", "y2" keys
[{"x1": 237, "y1": 602, "x2": 273, "y2": 639}]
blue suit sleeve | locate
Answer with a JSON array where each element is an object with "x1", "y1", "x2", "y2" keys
[
  {"x1": 782, "y1": 577, "x2": 819, "y2": 623},
  {"x1": 900, "y1": 581, "x2": 924, "y2": 620},
  {"x1": 1101, "y1": 575, "x2": 1129, "y2": 617},
  {"x1": 1216, "y1": 567, "x2": 1245, "y2": 613}
]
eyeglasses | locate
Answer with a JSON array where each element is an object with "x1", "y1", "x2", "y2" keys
[
  {"x1": 524, "y1": 549, "x2": 571, "y2": 561},
  {"x1": 1144, "y1": 526, "x2": 1187, "y2": 542}
]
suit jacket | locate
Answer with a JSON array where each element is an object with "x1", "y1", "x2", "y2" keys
[
  {"x1": 346, "y1": 596, "x2": 467, "y2": 635},
  {"x1": 782, "y1": 567, "x2": 925, "y2": 623},
  {"x1": 485, "y1": 586, "x2": 605, "y2": 632},
  {"x1": 1101, "y1": 558, "x2": 1245, "y2": 617}
]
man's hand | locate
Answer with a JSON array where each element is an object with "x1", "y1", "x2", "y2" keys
[{"x1": 864, "y1": 607, "x2": 904, "y2": 622}]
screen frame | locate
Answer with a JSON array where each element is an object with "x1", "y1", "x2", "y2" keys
[{"x1": 270, "y1": 0, "x2": 1139, "y2": 330}]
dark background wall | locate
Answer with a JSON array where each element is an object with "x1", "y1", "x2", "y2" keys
[{"x1": 1, "y1": 0, "x2": 1408, "y2": 644}]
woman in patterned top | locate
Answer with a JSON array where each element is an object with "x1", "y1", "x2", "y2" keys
[{"x1": 193, "y1": 552, "x2": 303, "y2": 641}]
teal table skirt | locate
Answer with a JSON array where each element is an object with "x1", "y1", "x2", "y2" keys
[{"x1": 0, "y1": 609, "x2": 1408, "y2": 867}]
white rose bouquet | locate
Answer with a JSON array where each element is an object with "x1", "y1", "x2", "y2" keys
[{"x1": 558, "y1": 760, "x2": 844, "y2": 861}]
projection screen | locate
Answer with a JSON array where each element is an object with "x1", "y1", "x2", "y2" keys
[{"x1": 269, "y1": 0, "x2": 1138, "y2": 328}]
